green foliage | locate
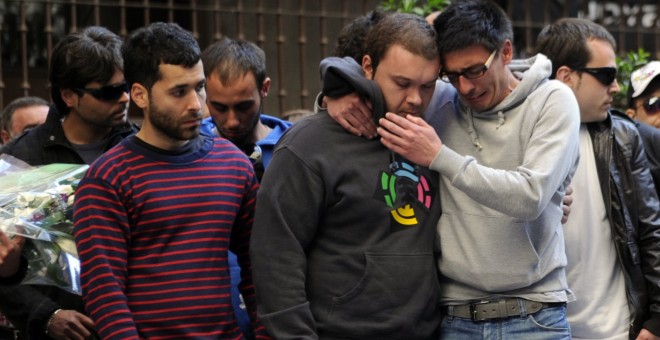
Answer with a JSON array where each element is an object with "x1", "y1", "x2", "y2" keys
[
  {"x1": 380, "y1": 0, "x2": 450, "y2": 17},
  {"x1": 614, "y1": 48, "x2": 651, "y2": 109}
]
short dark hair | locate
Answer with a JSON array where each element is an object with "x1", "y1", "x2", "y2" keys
[
  {"x1": 202, "y1": 37, "x2": 267, "y2": 89},
  {"x1": 1, "y1": 96, "x2": 49, "y2": 131},
  {"x1": 535, "y1": 18, "x2": 616, "y2": 80},
  {"x1": 365, "y1": 12, "x2": 437, "y2": 74},
  {"x1": 123, "y1": 22, "x2": 201, "y2": 91},
  {"x1": 333, "y1": 10, "x2": 389, "y2": 63},
  {"x1": 49, "y1": 26, "x2": 123, "y2": 116},
  {"x1": 434, "y1": 0, "x2": 512, "y2": 59}
]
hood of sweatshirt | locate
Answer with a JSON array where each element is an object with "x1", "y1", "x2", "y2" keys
[
  {"x1": 457, "y1": 53, "x2": 553, "y2": 149},
  {"x1": 320, "y1": 57, "x2": 386, "y2": 125}
]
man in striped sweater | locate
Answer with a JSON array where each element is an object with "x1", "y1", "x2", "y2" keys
[{"x1": 73, "y1": 22, "x2": 268, "y2": 339}]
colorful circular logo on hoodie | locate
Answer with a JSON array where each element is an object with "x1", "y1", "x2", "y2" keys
[{"x1": 379, "y1": 161, "x2": 432, "y2": 226}]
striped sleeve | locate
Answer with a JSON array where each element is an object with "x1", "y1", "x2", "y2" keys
[{"x1": 73, "y1": 175, "x2": 138, "y2": 339}]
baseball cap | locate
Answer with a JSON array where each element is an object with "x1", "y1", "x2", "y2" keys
[{"x1": 630, "y1": 61, "x2": 660, "y2": 98}]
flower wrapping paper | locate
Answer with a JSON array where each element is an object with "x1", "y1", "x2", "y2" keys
[{"x1": 0, "y1": 160, "x2": 88, "y2": 295}]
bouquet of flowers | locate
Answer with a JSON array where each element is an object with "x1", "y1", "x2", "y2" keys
[{"x1": 0, "y1": 155, "x2": 88, "y2": 295}]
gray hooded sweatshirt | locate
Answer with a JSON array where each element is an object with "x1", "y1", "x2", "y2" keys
[{"x1": 429, "y1": 54, "x2": 581, "y2": 304}]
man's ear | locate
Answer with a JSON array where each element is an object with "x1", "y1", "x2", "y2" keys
[
  {"x1": 500, "y1": 40, "x2": 514, "y2": 65},
  {"x1": 60, "y1": 88, "x2": 78, "y2": 109},
  {"x1": 625, "y1": 107, "x2": 637, "y2": 119},
  {"x1": 555, "y1": 66, "x2": 574, "y2": 87},
  {"x1": 131, "y1": 83, "x2": 149, "y2": 110},
  {"x1": 261, "y1": 77, "x2": 271, "y2": 98},
  {"x1": 362, "y1": 55, "x2": 374, "y2": 80},
  {"x1": 0, "y1": 130, "x2": 10, "y2": 144}
]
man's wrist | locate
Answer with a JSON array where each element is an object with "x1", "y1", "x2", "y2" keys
[{"x1": 44, "y1": 309, "x2": 62, "y2": 335}]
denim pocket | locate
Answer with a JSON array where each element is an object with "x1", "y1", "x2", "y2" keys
[{"x1": 528, "y1": 306, "x2": 570, "y2": 333}]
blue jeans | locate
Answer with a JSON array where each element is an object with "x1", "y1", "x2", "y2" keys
[{"x1": 439, "y1": 305, "x2": 570, "y2": 340}]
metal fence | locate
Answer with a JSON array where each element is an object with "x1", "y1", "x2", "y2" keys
[{"x1": 1, "y1": 0, "x2": 658, "y2": 116}]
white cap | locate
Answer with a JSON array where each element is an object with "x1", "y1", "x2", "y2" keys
[{"x1": 630, "y1": 61, "x2": 660, "y2": 98}]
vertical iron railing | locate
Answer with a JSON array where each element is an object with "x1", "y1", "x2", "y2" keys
[{"x1": 0, "y1": 0, "x2": 658, "y2": 112}]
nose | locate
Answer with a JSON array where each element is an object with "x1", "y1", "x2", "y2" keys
[
  {"x1": 118, "y1": 90, "x2": 129, "y2": 103},
  {"x1": 407, "y1": 87, "x2": 423, "y2": 107},
  {"x1": 187, "y1": 90, "x2": 203, "y2": 113},
  {"x1": 609, "y1": 79, "x2": 621, "y2": 94},
  {"x1": 456, "y1": 76, "x2": 476, "y2": 96},
  {"x1": 225, "y1": 110, "x2": 240, "y2": 129}
]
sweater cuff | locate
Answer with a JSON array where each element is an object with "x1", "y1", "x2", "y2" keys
[
  {"x1": 429, "y1": 144, "x2": 468, "y2": 181},
  {"x1": 0, "y1": 255, "x2": 28, "y2": 285},
  {"x1": 642, "y1": 313, "x2": 660, "y2": 337}
]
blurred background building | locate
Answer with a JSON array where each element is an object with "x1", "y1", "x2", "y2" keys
[{"x1": 0, "y1": 0, "x2": 658, "y2": 117}]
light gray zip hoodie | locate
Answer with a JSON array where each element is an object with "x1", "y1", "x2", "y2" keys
[{"x1": 429, "y1": 54, "x2": 580, "y2": 304}]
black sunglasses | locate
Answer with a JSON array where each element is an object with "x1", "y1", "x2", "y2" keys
[
  {"x1": 75, "y1": 82, "x2": 129, "y2": 101},
  {"x1": 574, "y1": 67, "x2": 617, "y2": 86},
  {"x1": 640, "y1": 96, "x2": 660, "y2": 115}
]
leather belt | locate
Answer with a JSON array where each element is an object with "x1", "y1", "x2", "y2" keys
[{"x1": 446, "y1": 299, "x2": 566, "y2": 321}]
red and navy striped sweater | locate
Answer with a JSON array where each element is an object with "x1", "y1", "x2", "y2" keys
[{"x1": 73, "y1": 135, "x2": 267, "y2": 339}]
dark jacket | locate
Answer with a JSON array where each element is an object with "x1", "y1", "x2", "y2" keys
[
  {"x1": 0, "y1": 256, "x2": 28, "y2": 285},
  {"x1": 633, "y1": 121, "x2": 660, "y2": 199},
  {"x1": 0, "y1": 105, "x2": 136, "y2": 166},
  {"x1": 587, "y1": 110, "x2": 660, "y2": 339},
  {"x1": 0, "y1": 105, "x2": 136, "y2": 339}
]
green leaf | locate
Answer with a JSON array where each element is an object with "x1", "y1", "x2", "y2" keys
[
  {"x1": 614, "y1": 47, "x2": 650, "y2": 110},
  {"x1": 379, "y1": 0, "x2": 450, "y2": 16}
]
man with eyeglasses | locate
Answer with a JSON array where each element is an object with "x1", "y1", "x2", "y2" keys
[
  {"x1": 322, "y1": 1, "x2": 580, "y2": 338},
  {"x1": 536, "y1": 18, "x2": 660, "y2": 340},
  {"x1": 626, "y1": 61, "x2": 660, "y2": 199},
  {"x1": 0, "y1": 26, "x2": 136, "y2": 340}
]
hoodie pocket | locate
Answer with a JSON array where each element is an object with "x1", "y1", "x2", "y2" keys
[{"x1": 328, "y1": 252, "x2": 440, "y2": 335}]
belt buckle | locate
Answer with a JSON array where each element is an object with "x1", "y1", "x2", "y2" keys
[{"x1": 470, "y1": 300, "x2": 492, "y2": 321}]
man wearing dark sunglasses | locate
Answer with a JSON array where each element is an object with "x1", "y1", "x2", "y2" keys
[
  {"x1": 0, "y1": 27, "x2": 135, "y2": 166},
  {"x1": 536, "y1": 18, "x2": 660, "y2": 340},
  {"x1": 626, "y1": 61, "x2": 660, "y2": 200},
  {"x1": 0, "y1": 26, "x2": 137, "y2": 340}
]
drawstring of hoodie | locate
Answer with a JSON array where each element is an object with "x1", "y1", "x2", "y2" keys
[
  {"x1": 466, "y1": 110, "x2": 483, "y2": 151},
  {"x1": 496, "y1": 110, "x2": 506, "y2": 129},
  {"x1": 466, "y1": 110, "x2": 506, "y2": 150}
]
